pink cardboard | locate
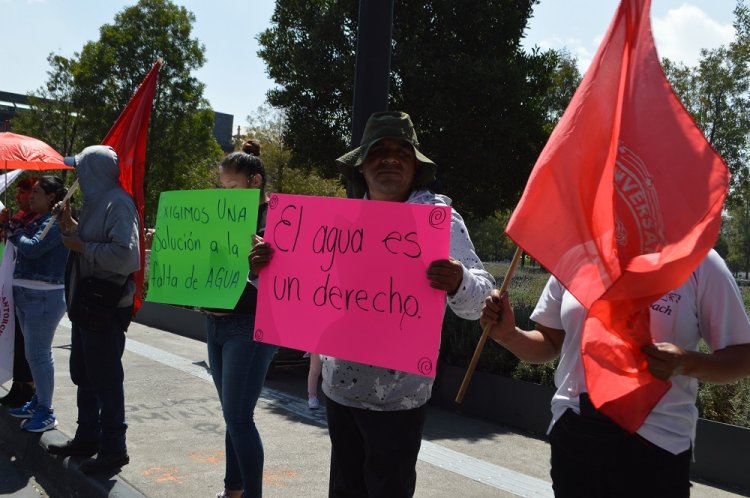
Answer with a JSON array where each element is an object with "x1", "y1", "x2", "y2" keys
[{"x1": 255, "y1": 193, "x2": 451, "y2": 377}]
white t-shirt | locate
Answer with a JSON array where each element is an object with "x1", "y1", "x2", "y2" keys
[{"x1": 531, "y1": 250, "x2": 750, "y2": 454}]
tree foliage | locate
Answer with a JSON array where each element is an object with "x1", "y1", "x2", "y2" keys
[
  {"x1": 258, "y1": 0, "x2": 574, "y2": 218},
  {"x1": 13, "y1": 0, "x2": 222, "y2": 225},
  {"x1": 12, "y1": 55, "x2": 86, "y2": 187},
  {"x1": 663, "y1": 1, "x2": 750, "y2": 275},
  {"x1": 243, "y1": 106, "x2": 346, "y2": 198}
]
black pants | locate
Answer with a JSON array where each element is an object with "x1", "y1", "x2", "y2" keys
[
  {"x1": 12, "y1": 316, "x2": 32, "y2": 382},
  {"x1": 69, "y1": 306, "x2": 131, "y2": 453},
  {"x1": 326, "y1": 398, "x2": 427, "y2": 498},
  {"x1": 550, "y1": 398, "x2": 692, "y2": 498}
]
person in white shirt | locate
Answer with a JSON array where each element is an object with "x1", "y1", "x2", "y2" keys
[{"x1": 480, "y1": 249, "x2": 750, "y2": 498}]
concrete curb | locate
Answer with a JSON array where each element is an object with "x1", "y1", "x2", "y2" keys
[{"x1": 0, "y1": 391, "x2": 145, "y2": 498}]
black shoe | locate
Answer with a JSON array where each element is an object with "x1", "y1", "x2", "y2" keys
[
  {"x1": 0, "y1": 383, "x2": 34, "y2": 409},
  {"x1": 79, "y1": 451, "x2": 129, "y2": 474},
  {"x1": 47, "y1": 439, "x2": 99, "y2": 458},
  {"x1": 0, "y1": 383, "x2": 19, "y2": 405}
]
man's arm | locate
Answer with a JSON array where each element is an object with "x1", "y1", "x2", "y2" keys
[{"x1": 643, "y1": 342, "x2": 750, "y2": 383}]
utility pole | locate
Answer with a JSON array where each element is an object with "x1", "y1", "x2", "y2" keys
[{"x1": 350, "y1": 0, "x2": 395, "y2": 159}]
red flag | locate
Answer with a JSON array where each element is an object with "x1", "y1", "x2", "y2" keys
[
  {"x1": 102, "y1": 59, "x2": 162, "y2": 314},
  {"x1": 506, "y1": 0, "x2": 728, "y2": 432}
]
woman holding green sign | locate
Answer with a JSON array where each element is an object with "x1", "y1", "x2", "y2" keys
[{"x1": 206, "y1": 148, "x2": 278, "y2": 498}]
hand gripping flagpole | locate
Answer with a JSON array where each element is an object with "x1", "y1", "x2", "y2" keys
[
  {"x1": 455, "y1": 246, "x2": 523, "y2": 404},
  {"x1": 38, "y1": 180, "x2": 79, "y2": 241}
]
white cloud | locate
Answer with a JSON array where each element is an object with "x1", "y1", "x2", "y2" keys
[{"x1": 652, "y1": 3, "x2": 735, "y2": 65}]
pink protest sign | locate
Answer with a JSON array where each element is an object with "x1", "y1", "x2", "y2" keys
[{"x1": 254, "y1": 193, "x2": 451, "y2": 377}]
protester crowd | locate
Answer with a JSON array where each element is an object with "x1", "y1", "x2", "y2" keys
[{"x1": 1, "y1": 111, "x2": 749, "y2": 498}]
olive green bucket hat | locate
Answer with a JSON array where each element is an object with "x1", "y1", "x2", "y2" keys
[{"x1": 336, "y1": 111, "x2": 437, "y2": 198}]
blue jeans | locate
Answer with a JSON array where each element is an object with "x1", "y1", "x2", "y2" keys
[
  {"x1": 69, "y1": 306, "x2": 131, "y2": 454},
  {"x1": 14, "y1": 286, "x2": 66, "y2": 410},
  {"x1": 206, "y1": 314, "x2": 278, "y2": 497}
]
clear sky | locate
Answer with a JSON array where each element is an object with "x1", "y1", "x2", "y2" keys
[{"x1": 1, "y1": 1, "x2": 738, "y2": 132}]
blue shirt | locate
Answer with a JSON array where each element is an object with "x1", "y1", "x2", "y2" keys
[{"x1": 9, "y1": 213, "x2": 69, "y2": 284}]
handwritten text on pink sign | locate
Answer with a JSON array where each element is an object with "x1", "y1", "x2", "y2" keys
[{"x1": 254, "y1": 194, "x2": 451, "y2": 377}]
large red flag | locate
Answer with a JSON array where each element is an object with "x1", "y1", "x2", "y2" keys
[
  {"x1": 102, "y1": 59, "x2": 162, "y2": 314},
  {"x1": 506, "y1": 0, "x2": 728, "y2": 432}
]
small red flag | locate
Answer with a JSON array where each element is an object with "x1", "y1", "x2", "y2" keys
[
  {"x1": 102, "y1": 59, "x2": 162, "y2": 314},
  {"x1": 506, "y1": 0, "x2": 728, "y2": 432}
]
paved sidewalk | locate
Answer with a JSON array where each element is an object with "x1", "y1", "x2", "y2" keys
[{"x1": 0, "y1": 318, "x2": 746, "y2": 497}]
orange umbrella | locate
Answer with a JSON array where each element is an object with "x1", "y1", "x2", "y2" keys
[{"x1": 0, "y1": 132, "x2": 74, "y2": 170}]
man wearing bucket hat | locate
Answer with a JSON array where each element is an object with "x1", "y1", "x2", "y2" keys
[
  {"x1": 46, "y1": 145, "x2": 139, "y2": 475},
  {"x1": 253, "y1": 111, "x2": 494, "y2": 496}
]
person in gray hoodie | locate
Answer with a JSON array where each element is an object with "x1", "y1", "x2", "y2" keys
[
  {"x1": 251, "y1": 111, "x2": 495, "y2": 497},
  {"x1": 46, "y1": 145, "x2": 140, "y2": 475}
]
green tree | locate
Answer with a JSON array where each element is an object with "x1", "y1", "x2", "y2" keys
[
  {"x1": 662, "y1": 1, "x2": 750, "y2": 275},
  {"x1": 12, "y1": 55, "x2": 87, "y2": 183},
  {"x1": 537, "y1": 49, "x2": 582, "y2": 134},
  {"x1": 244, "y1": 106, "x2": 346, "y2": 198},
  {"x1": 258, "y1": 1, "x2": 357, "y2": 178},
  {"x1": 258, "y1": 0, "x2": 570, "y2": 218},
  {"x1": 725, "y1": 182, "x2": 750, "y2": 277},
  {"x1": 13, "y1": 0, "x2": 222, "y2": 225},
  {"x1": 662, "y1": 1, "x2": 750, "y2": 204}
]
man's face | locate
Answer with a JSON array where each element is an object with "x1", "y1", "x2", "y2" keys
[{"x1": 359, "y1": 138, "x2": 416, "y2": 202}]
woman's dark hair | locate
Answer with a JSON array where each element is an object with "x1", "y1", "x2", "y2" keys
[
  {"x1": 221, "y1": 152, "x2": 266, "y2": 190},
  {"x1": 242, "y1": 139, "x2": 261, "y2": 156},
  {"x1": 36, "y1": 176, "x2": 67, "y2": 204},
  {"x1": 17, "y1": 176, "x2": 39, "y2": 191}
]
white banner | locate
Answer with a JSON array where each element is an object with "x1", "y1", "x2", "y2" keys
[{"x1": 0, "y1": 243, "x2": 16, "y2": 385}]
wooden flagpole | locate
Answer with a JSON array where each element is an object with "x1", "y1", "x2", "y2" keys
[{"x1": 455, "y1": 246, "x2": 523, "y2": 404}]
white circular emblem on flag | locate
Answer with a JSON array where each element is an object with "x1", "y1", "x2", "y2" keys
[{"x1": 614, "y1": 143, "x2": 666, "y2": 256}]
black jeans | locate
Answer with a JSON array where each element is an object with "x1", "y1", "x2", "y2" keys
[
  {"x1": 69, "y1": 306, "x2": 131, "y2": 454},
  {"x1": 12, "y1": 317, "x2": 32, "y2": 382},
  {"x1": 326, "y1": 398, "x2": 427, "y2": 498},
  {"x1": 550, "y1": 397, "x2": 692, "y2": 498}
]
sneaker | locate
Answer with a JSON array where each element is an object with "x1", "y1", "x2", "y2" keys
[
  {"x1": 21, "y1": 407, "x2": 58, "y2": 432},
  {"x1": 9, "y1": 394, "x2": 38, "y2": 419},
  {"x1": 308, "y1": 396, "x2": 320, "y2": 410}
]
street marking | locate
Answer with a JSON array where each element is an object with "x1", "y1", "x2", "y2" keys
[
  {"x1": 59, "y1": 316, "x2": 552, "y2": 496},
  {"x1": 419, "y1": 441, "x2": 553, "y2": 497}
]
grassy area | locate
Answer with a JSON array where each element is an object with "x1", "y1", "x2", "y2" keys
[{"x1": 440, "y1": 261, "x2": 750, "y2": 427}]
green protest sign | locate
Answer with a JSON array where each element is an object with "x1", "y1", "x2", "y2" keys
[{"x1": 147, "y1": 189, "x2": 259, "y2": 308}]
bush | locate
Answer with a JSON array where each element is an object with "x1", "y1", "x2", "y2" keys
[
  {"x1": 440, "y1": 262, "x2": 556, "y2": 383},
  {"x1": 465, "y1": 212, "x2": 516, "y2": 262},
  {"x1": 697, "y1": 378, "x2": 750, "y2": 427}
]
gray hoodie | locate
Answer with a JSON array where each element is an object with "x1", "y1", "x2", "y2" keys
[
  {"x1": 321, "y1": 189, "x2": 495, "y2": 411},
  {"x1": 66, "y1": 145, "x2": 140, "y2": 308}
]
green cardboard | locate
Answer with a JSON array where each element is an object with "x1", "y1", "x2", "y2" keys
[{"x1": 147, "y1": 189, "x2": 259, "y2": 309}]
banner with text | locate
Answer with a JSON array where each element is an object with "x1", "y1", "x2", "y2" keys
[
  {"x1": 147, "y1": 189, "x2": 259, "y2": 308},
  {"x1": 255, "y1": 193, "x2": 451, "y2": 377}
]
